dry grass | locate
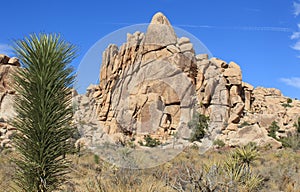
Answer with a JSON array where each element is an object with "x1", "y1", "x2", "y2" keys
[{"x1": 0, "y1": 146, "x2": 300, "y2": 191}]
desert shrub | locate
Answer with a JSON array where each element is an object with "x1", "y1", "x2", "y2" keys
[
  {"x1": 245, "y1": 141, "x2": 258, "y2": 149},
  {"x1": 280, "y1": 136, "x2": 299, "y2": 149},
  {"x1": 53, "y1": 145, "x2": 300, "y2": 191},
  {"x1": 84, "y1": 165, "x2": 171, "y2": 192},
  {"x1": 282, "y1": 103, "x2": 292, "y2": 108},
  {"x1": 268, "y1": 121, "x2": 280, "y2": 139},
  {"x1": 238, "y1": 121, "x2": 251, "y2": 128},
  {"x1": 294, "y1": 117, "x2": 300, "y2": 134},
  {"x1": 266, "y1": 119, "x2": 300, "y2": 150},
  {"x1": 126, "y1": 140, "x2": 136, "y2": 149},
  {"x1": 279, "y1": 132, "x2": 300, "y2": 151},
  {"x1": 93, "y1": 154, "x2": 100, "y2": 164},
  {"x1": 138, "y1": 135, "x2": 161, "y2": 147},
  {"x1": 282, "y1": 98, "x2": 293, "y2": 108},
  {"x1": 165, "y1": 146, "x2": 262, "y2": 192},
  {"x1": 281, "y1": 98, "x2": 293, "y2": 108},
  {"x1": 189, "y1": 112, "x2": 209, "y2": 142},
  {"x1": 273, "y1": 118, "x2": 300, "y2": 150},
  {"x1": 213, "y1": 139, "x2": 226, "y2": 148}
]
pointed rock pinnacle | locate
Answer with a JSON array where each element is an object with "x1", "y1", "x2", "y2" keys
[{"x1": 145, "y1": 12, "x2": 177, "y2": 50}]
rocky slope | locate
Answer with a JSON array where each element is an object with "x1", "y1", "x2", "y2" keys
[{"x1": 80, "y1": 12, "x2": 300, "y2": 149}]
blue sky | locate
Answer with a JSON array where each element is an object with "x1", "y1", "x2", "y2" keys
[{"x1": 1, "y1": 0, "x2": 300, "y2": 98}]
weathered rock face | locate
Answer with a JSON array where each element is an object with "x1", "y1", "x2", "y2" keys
[
  {"x1": 72, "y1": 87, "x2": 114, "y2": 148},
  {"x1": 196, "y1": 57, "x2": 255, "y2": 137},
  {"x1": 0, "y1": 13, "x2": 299, "y2": 151},
  {"x1": 245, "y1": 87, "x2": 300, "y2": 132},
  {"x1": 0, "y1": 54, "x2": 19, "y2": 150},
  {"x1": 196, "y1": 58, "x2": 300, "y2": 147},
  {"x1": 84, "y1": 12, "x2": 300, "y2": 148},
  {"x1": 92, "y1": 12, "x2": 198, "y2": 144}
]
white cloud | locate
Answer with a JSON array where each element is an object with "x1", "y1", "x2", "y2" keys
[
  {"x1": 291, "y1": 3, "x2": 300, "y2": 55},
  {"x1": 280, "y1": 77, "x2": 300, "y2": 88},
  {"x1": 291, "y1": 22, "x2": 300, "y2": 50},
  {"x1": 294, "y1": 1, "x2": 300, "y2": 16},
  {"x1": 292, "y1": 41, "x2": 300, "y2": 50},
  {"x1": 0, "y1": 44, "x2": 13, "y2": 56},
  {"x1": 291, "y1": 30, "x2": 300, "y2": 51},
  {"x1": 291, "y1": 32, "x2": 300, "y2": 39}
]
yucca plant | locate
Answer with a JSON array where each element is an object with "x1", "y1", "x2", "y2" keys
[
  {"x1": 233, "y1": 144, "x2": 259, "y2": 173},
  {"x1": 223, "y1": 155, "x2": 244, "y2": 184},
  {"x1": 12, "y1": 33, "x2": 76, "y2": 191}
]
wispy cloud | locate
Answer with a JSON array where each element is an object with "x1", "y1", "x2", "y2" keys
[
  {"x1": 244, "y1": 8, "x2": 261, "y2": 12},
  {"x1": 280, "y1": 77, "x2": 300, "y2": 89},
  {"x1": 294, "y1": 1, "x2": 300, "y2": 16},
  {"x1": 175, "y1": 25, "x2": 292, "y2": 32},
  {"x1": 290, "y1": 23, "x2": 300, "y2": 51},
  {"x1": 175, "y1": 24, "x2": 215, "y2": 29},
  {"x1": 236, "y1": 26, "x2": 291, "y2": 32},
  {"x1": 0, "y1": 44, "x2": 13, "y2": 56},
  {"x1": 94, "y1": 22, "x2": 292, "y2": 33}
]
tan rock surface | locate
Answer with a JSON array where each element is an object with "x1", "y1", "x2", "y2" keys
[
  {"x1": 84, "y1": 13, "x2": 300, "y2": 149},
  {"x1": 0, "y1": 54, "x2": 20, "y2": 151},
  {"x1": 218, "y1": 124, "x2": 282, "y2": 148}
]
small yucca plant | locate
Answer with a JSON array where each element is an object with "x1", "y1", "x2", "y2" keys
[
  {"x1": 233, "y1": 144, "x2": 259, "y2": 172},
  {"x1": 12, "y1": 33, "x2": 76, "y2": 192}
]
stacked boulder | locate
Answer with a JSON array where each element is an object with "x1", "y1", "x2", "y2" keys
[
  {"x1": 90, "y1": 13, "x2": 199, "y2": 145},
  {"x1": 85, "y1": 12, "x2": 300, "y2": 148},
  {"x1": 0, "y1": 54, "x2": 20, "y2": 150}
]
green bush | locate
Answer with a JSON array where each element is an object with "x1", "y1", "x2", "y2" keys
[
  {"x1": 245, "y1": 142, "x2": 257, "y2": 149},
  {"x1": 279, "y1": 132, "x2": 300, "y2": 151},
  {"x1": 189, "y1": 113, "x2": 209, "y2": 142},
  {"x1": 280, "y1": 117, "x2": 300, "y2": 150},
  {"x1": 267, "y1": 119, "x2": 300, "y2": 150},
  {"x1": 268, "y1": 121, "x2": 280, "y2": 139},
  {"x1": 238, "y1": 121, "x2": 251, "y2": 128},
  {"x1": 126, "y1": 140, "x2": 136, "y2": 149},
  {"x1": 213, "y1": 139, "x2": 225, "y2": 148},
  {"x1": 139, "y1": 135, "x2": 161, "y2": 147},
  {"x1": 282, "y1": 98, "x2": 293, "y2": 108},
  {"x1": 94, "y1": 154, "x2": 100, "y2": 164},
  {"x1": 282, "y1": 103, "x2": 292, "y2": 108},
  {"x1": 293, "y1": 117, "x2": 300, "y2": 134}
]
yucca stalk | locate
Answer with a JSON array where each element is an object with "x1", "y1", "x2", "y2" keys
[{"x1": 12, "y1": 33, "x2": 76, "y2": 192}]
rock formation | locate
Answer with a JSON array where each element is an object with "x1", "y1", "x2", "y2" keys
[
  {"x1": 89, "y1": 12, "x2": 198, "y2": 146},
  {"x1": 83, "y1": 12, "x2": 300, "y2": 148},
  {"x1": 1, "y1": 13, "x2": 300, "y2": 152},
  {"x1": 0, "y1": 54, "x2": 20, "y2": 150}
]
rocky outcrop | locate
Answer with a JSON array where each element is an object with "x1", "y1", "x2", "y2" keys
[
  {"x1": 86, "y1": 12, "x2": 300, "y2": 148},
  {"x1": 0, "y1": 54, "x2": 19, "y2": 150},
  {"x1": 195, "y1": 57, "x2": 300, "y2": 147},
  {"x1": 91, "y1": 12, "x2": 198, "y2": 145}
]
